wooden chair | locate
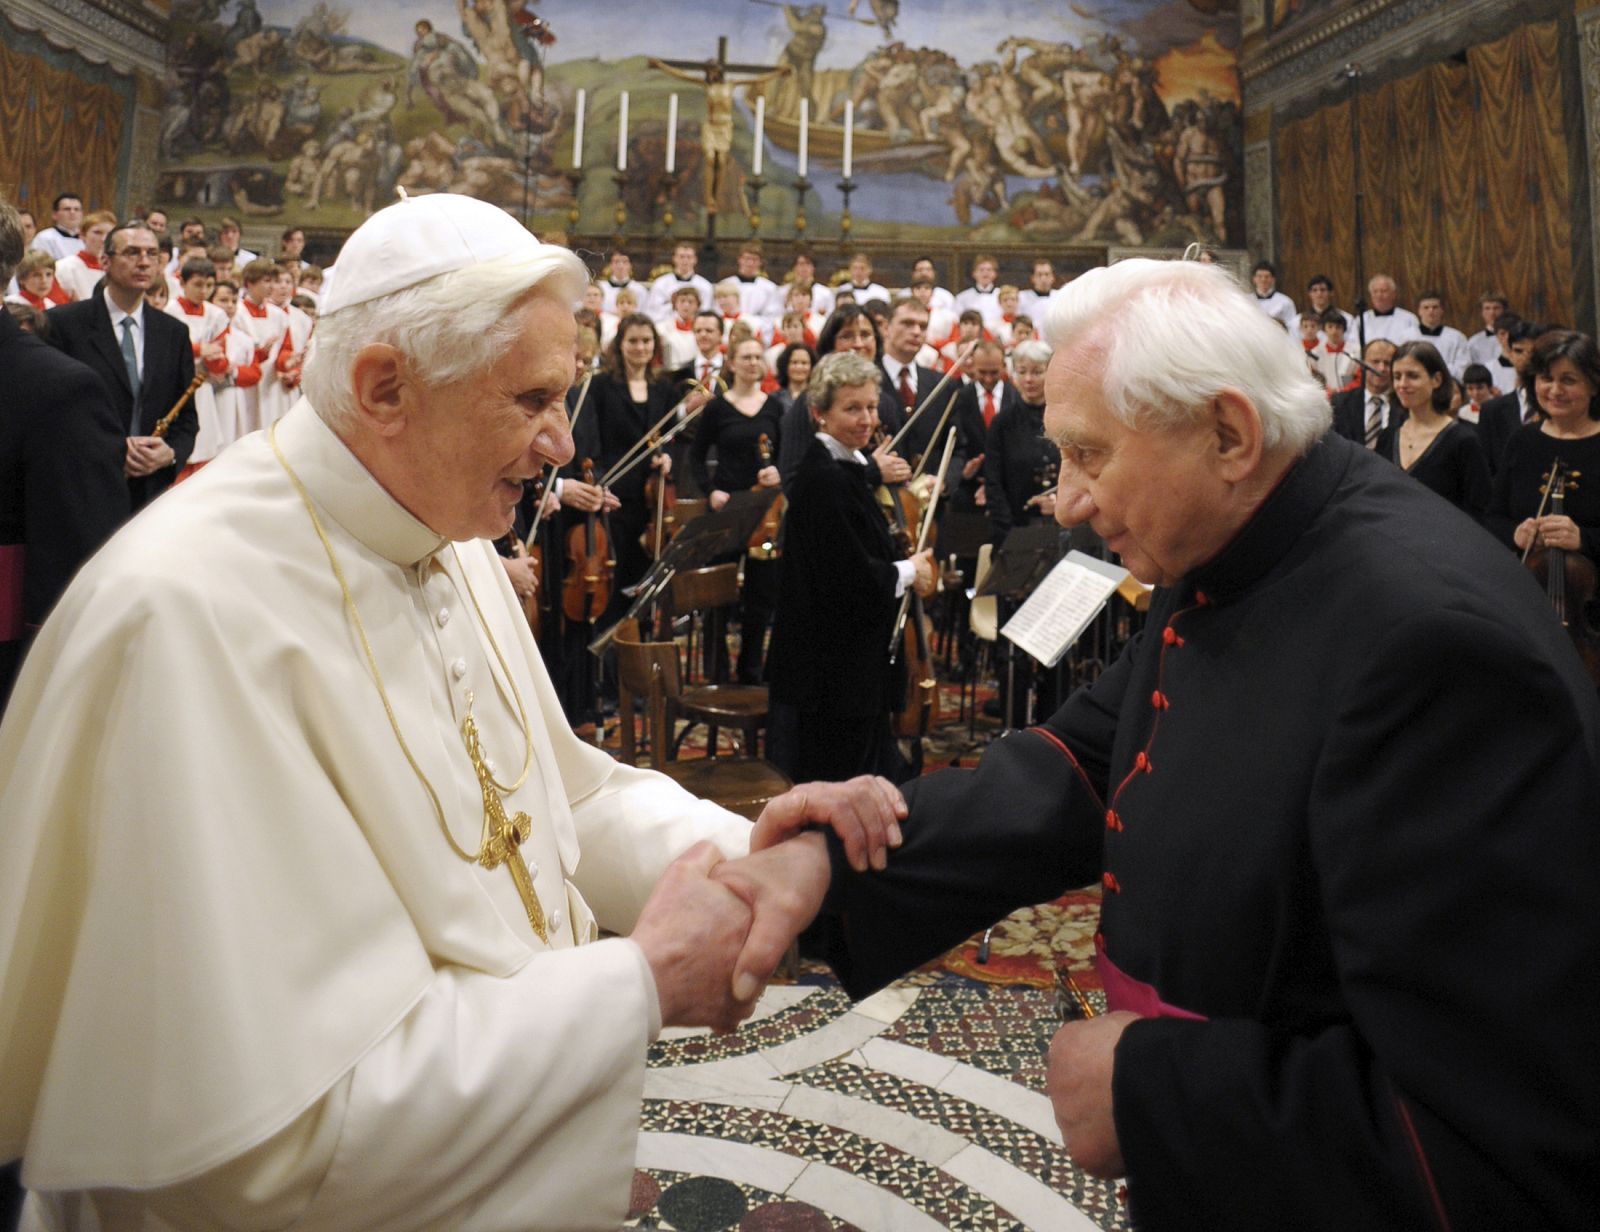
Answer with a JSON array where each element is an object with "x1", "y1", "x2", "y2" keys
[
  {"x1": 665, "y1": 562, "x2": 771, "y2": 756},
  {"x1": 612, "y1": 621, "x2": 791, "y2": 821}
]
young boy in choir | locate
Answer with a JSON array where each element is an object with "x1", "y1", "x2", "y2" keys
[
  {"x1": 941, "y1": 309, "x2": 987, "y2": 378},
  {"x1": 910, "y1": 275, "x2": 957, "y2": 348},
  {"x1": 714, "y1": 280, "x2": 751, "y2": 341},
  {"x1": 144, "y1": 277, "x2": 169, "y2": 313},
  {"x1": 232, "y1": 258, "x2": 292, "y2": 433},
  {"x1": 208, "y1": 279, "x2": 261, "y2": 445},
  {"x1": 954, "y1": 253, "x2": 1004, "y2": 329},
  {"x1": 1298, "y1": 313, "x2": 1324, "y2": 380},
  {"x1": 8, "y1": 251, "x2": 68, "y2": 310},
  {"x1": 764, "y1": 311, "x2": 812, "y2": 375},
  {"x1": 661, "y1": 285, "x2": 704, "y2": 370},
  {"x1": 207, "y1": 245, "x2": 237, "y2": 288},
  {"x1": 786, "y1": 282, "x2": 828, "y2": 340},
  {"x1": 995, "y1": 285, "x2": 1022, "y2": 348},
  {"x1": 167, "y1": 257, "x2": 234, "y2": 472},
  {"x1": 53, "y1": 210, "x2": 115, "y2": 302},
  {"x1": 297, "y1": 264, "x2": 324, "y2": 307},
  {"x1": 1458, "y1": 363, "x2": 1494, "y2": 424},
  {"x1": 269, "y1": 266, "x2": 311, "y2": 397},
  {"x1": 1314, "y1": 310, "x2": 1361, "y2": 393}
]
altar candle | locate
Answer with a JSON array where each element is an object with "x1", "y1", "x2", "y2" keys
[
  {"x1": 798, "y1": 99, "x2": 809, "y2": 177},
  {"x1": 752, "y1": 95, "x2": 765, "y2": 177},
  {"x1": 666, "y1": 93, "x2": 678, "y2": 174},
  {"x1": 617, "y1": 91, "x2": 629, "y2": 172},
  {"x1": 572, "y1": 88, "x2": 586, "y2": 170},
  {"x1": 842, "y1": 100, "x2": 854, "y2": 179}
]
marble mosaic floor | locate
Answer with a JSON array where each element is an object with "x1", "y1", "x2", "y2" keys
[{"x1": 624, "y1": 895, "x2": 1128, "y2": 1232}]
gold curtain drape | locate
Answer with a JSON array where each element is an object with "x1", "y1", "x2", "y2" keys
[
  {"x1": 0, "y1": 37, "x2": 128, "y2": 218},
  {"x1": 1275, "y1": 20, "x2": 1572, "y2": 333}
]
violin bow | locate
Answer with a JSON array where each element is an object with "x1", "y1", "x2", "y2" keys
[
  {"x1": 524, "y1": 373, "x2": 593, "y2": 553},
  {"x1": 885, "y1": 339, "x2": 981, "y2": 460},
  {"x1": 598, "y1": 375, "x2": 715, "y2": 489},
  {"x1": 889, "y1": 429, "x2": 958, "y2": 656},
  {"x1": 600, "y1": 393, "x2": 711, "y2": 489},
  {"x1": 1521, "y1": 456, "x2": 1568, "y2": 564}
]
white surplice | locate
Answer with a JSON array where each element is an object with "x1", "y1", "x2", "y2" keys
[{"x1": 0, "y1": 399, "x2": 751, "y2": 1230}]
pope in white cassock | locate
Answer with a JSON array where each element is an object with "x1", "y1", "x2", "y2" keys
[{"x1": 0, "y1": 194, "x2": 902, "y2": 1231}]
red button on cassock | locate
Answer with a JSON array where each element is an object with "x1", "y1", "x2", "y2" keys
[
  {"x1": 1105, "y1": 809, "x2": 1122, "y2": 831},
  {"x1": 1102, "y1": 872, "x2": 1121, "y2": 893},
  {"x1": 1151, "y1": 690, "x2": 1167, "y2": 710},
  {"x1": 1162, "y1": 626, "x2": 1178, "y2": 645}
]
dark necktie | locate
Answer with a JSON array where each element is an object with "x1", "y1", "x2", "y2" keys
[
  {"x1": 119, "y1": 317, "x2": 142, "y2": 433},
  {"x1": 1365, "y1": 397, "x2": 1382, "y2": 449},
  {"x1": 983, "y1": 387, "x2": 997, "y2": 427},
  {"x1": 898, "y1": 366, "x2": 915, "y2": 410}
]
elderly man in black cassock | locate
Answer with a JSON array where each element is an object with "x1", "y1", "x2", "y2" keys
[{"x1": 729, "y1": 257, "x2": 1599, "y2": 1229}]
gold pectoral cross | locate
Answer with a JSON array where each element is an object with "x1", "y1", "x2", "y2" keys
[{"x1": 463, "y1": 714, "x2": 549, "y2": 943}]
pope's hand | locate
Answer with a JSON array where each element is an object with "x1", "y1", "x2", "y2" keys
[
  {"x1": 1048, "y1": 1010, "x2": 1139, "y2": 1178},
  {"x1": 711, "y1": 833, "x2": 831, "y2": 1006},
  {"x1": 749, "y1": 775, "x2": 905, "y2": 872},
  {"x1": 631, "y1": 841, "x2": 754, "y2": 1033}
]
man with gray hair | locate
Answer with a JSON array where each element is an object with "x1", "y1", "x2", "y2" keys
[
  {"x1": 749, "y1": 258, "x2": 1600, "y2": 1226},
  {"x1": 0, "y1": 194, "x2": 888, "y2": 1229}
]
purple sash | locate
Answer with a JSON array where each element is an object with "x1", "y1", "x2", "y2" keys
[{"x1": 1095, "y1": 933, "x2": 1207, "y2": 1020}]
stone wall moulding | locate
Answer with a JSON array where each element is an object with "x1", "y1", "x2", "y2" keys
[
  {"x1": 1244, "y1": 141, "x2": 1273, "y2": 261},
  {"x1": 0, "y1": 0, "x2": 166, "y2": 78},
  {"x1": 1579, "y1": 7, "x2": 1600, "y2": 324}
]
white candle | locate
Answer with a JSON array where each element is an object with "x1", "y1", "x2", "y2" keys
[
  {"x1": 842, "y1": 99, "x2": 854, "y2": 179},
  {"x1": 798, "y1": 98, "x2": 809, "y2": 178},
  {"x1": 572, "y1": 88, "x2": 585, "y2": 170},
  {"x1": 752, "y1": 95, "x2": 765, "y2": 177},
  {"x1": 665, "y1": 93, "x2": 678, "y2": 174},
  {"x1": 617, "y1": 91, "x2": 629, "y2": 172}
]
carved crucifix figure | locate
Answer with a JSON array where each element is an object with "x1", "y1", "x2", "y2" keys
[
  {"x1": 650, "y1": 36, "x2": 789, "y2": 215},
  {"x1": 462, "y1": 712, "x2": 549, "y2": 943}
]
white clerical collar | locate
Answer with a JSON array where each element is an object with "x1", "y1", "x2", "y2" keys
[
  {"x1": 817, "y1": 431, "x2": 867, "y2": 465},
  {"x1": 275, "y1": 399, "x2": 447, "y2": 567}
]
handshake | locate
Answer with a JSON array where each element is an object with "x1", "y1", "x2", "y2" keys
[{"x1": 631, "y1": 775, "x2": 907, "y2": 1034}]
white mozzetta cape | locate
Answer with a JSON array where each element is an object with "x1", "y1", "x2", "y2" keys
[{"x1": 0, "y1": 400, "x2": 750, "y2": 1229}]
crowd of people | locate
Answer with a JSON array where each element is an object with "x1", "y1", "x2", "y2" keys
[{"x1": 2, "y1": 188, "x2": 1597, "y2": 1231}]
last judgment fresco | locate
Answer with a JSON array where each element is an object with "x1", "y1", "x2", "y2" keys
[{"x1": 159, "y1": 0, "x2": 1244, "y2": 246}]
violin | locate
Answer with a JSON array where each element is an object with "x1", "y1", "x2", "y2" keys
[
  {"x1": 562, "y1": 458, "x2": 615, "y2": 625},
  {"x1": 1524, "y1": 459, "x2": 1600, "y2": 683},
  {"x1": 747, "y1": 432, "x2": 785, "y2": 560},
  {"x1": 889, "y1": 432, "x2": 959, "y2": 740}
]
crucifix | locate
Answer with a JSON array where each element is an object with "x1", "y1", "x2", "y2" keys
[
  {"x1": 463, "y1": 712, "x2": 549, "y2": 943},
  {"x1": 650, "y1": 35, "x2": 789, "y2": 253}
]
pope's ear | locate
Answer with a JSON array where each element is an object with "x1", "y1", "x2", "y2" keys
[
  {"x1": 348, "y1": 344, "x2": 413, "y2": 435},
  {"x1": 1210, "y1": 389, "x2": 1265, "y2": 482}
]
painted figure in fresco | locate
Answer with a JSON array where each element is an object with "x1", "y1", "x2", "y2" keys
[
  {"x1": 846, "y1": 0, "x2": 898, "y2": 39},
  {"x1": 285, "y1": 140, "x2": 322, "y2": 198},
  {"x1": 1172, "y1": 101, "x2": 1229, "y2": 241},
  {"x1": 409, "y1": 18, "x2": 512, "y2": 151},
  {"x1": 648, "y1": 59, "x2": 791, "y2": 216},
  {"x1": 1060, "y1": 64, "x2": 1113, "y2": 179},
  {"x1": 998, "y1": 34, "x2": 1084, "y2": 106},
  {"x1": 306, "y1": 128, "x2": 381, "y2": 214},
  {"x1": 778, "y1": 5, "x2": 828, "y2": 109},
  {"x1": 223, "y1": 0, "x2": 263, "y2": 54},
  {"x1": 507, "y1": 1, "x2": 559, "y2": 93},
  {"x1": 457, "y1": 0, "x2": 545, "y2": 132},
  {"x1": 282, "y1": 75, "x2": 324, "y2": 146}
]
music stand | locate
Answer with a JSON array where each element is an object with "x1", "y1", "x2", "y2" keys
[
  {"x1": 974, "y1": 524, "x2": 1065, "y2": 730},
  {"x1": 589, "y1": 491, "x2": 778, "y2": 657}
]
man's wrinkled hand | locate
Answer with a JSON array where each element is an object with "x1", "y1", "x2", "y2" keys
[
  {"x1": 750, "y1": 775, "x2": 906, "y2": 872},
  {"x1": 1048, "y1": 1010, "x2": 1138, "y2": 1178},
  {"x1": 631, "y1": 841, "x2": 754, "y2": 1033},
  {"x1": 711, "y1": 833, "x2": 831, "y2": 1008}
]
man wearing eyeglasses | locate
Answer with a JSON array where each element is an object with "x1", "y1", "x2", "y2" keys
[{"x1": 46, "y1": 221, "x2": 197, "y2": 511}]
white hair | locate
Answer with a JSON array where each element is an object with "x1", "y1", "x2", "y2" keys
[
  {"x1": 1042, "y1": 258, "x2": 1331, "y2": 455},
  {"x1": 1010, "y1": 338, "x2": 1053, "y2": 368},
  {"x1": 302, "y1": 245, "x2": 587, "y2": 430}
]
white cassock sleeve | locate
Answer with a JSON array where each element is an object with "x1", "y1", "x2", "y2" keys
[{"x1": 32, "y1": 941, "x2": 665, "y2": 1232}]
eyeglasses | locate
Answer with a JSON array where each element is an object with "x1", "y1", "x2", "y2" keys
[{"x1": 112, "y1": 247, "x2": 161, "y2": 260}]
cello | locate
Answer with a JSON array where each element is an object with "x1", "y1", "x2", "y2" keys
[
  {"x1": 562, "y1": 458, "x2": 614, "y2": 625},
  {"x1": 1523, "y1": 458, "x2": 1600, "y2": 683}
]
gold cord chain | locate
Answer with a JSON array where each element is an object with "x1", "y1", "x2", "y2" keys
[{"x1": 269, "y1": 422, "x2": 536, "y2": 865}]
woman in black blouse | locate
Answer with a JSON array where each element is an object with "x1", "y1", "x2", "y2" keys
[
  {"x1": 771, "y1": 342, "x2": 814, "y2": 415},
  {"x1": 983, "y1": 338, "x2": 1059, "y2": 544},
  {"x1": 690, "y1": 337, "x2": 785, "y2": 683},
  {"x1": 593, "y1": 313, "x2": 676, "y2": 621},
  {"x1": 1486, "y1": 329, "x2": 1600, "y2": 564},
  {"x1": 767, "y1": 351, "x2": 934, "y2": 783},
  {"x1": 1385, "y1": 340, "x2": 1490, "y2": 516}
]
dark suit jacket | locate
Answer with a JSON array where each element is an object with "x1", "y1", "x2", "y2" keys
[
  {"x1": 47, "y1": 292, "x2": 197, "y2": 510},
  {"x1": 1476, "y1": 392, "x2": 1528, "y2": 476},
  {"x1": 0, "y1": 312, "x2": 129, "y2": 706},
  {"x1": 893, "y1": 362, "x2": 964, "y2": 468},
  {"x1": 1331, "y1": 388, "x2": 1403, "y2": 454},
  {"x1": 821, "y1": 431, "x2": 1600, "y2": 1229}
]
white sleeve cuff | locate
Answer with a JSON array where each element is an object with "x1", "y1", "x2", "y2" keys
[
  {"x1": 625, "y1": 938, "x2": 664, "y2": 1042},
  {"x1": 893, "y1": 559, "x2": 916, "y2": 598}
]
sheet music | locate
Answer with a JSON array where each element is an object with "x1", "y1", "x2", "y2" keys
[{"x1": 1001, "y1": 550, "x2": 1128, "y2": 668}]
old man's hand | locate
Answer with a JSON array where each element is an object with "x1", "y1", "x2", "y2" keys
[
  {"x1": 749, "y1": 775, "x2": 906, "y2": 872},
  {"x1": 631, "y1": 841, "x2": 754, "y2": 1034},
  {"x1": 1048, "y1": 1010, "x2": 1139, "y2": 1178},
  {"x1": 711, "y1": 832, "x2": 832, "y2": 1010}
]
